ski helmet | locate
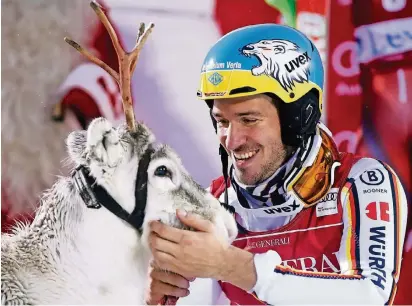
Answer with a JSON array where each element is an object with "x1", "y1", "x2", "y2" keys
[{"x1": 197, "y1": 23, "x2": 324, "y2": 147}]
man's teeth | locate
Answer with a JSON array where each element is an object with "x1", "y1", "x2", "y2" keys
[{"x1": 234, "y1": 150, "x2": 258, "y2": 160}]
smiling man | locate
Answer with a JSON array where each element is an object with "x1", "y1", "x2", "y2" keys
[
  {"x1": 213, "y1": 94, "x2": 290, "y2": 186},
  {"x1": 146, "y1": 24, "x2": 409, "y2": 305}
]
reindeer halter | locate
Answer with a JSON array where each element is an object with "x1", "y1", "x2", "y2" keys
[{"x1": 72, "y1": 145, "x2": 154, "y2": 230}]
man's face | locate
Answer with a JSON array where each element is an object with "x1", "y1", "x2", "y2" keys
[{"x1": 212, "y1": 94, "x2": 288, "y2": 185}]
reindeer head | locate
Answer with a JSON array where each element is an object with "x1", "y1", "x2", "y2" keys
[
  {"x1": 66, "y1": 117, "x2": 238, "y2": 249},
  {"x1": 64, "y1": 2, "x2": 237, "y2": 249}
]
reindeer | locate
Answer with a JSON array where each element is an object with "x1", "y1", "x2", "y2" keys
[{"x1": 1, "y1": 2, "x2": 238, "y2": 304}]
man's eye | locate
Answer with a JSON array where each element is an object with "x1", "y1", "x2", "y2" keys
[
  {"x1": 217, "y1": 120, "x2": 229, "y2": 127},
  {"x1": 242, "y1": 118, "x2": 258, "y2": 125}
]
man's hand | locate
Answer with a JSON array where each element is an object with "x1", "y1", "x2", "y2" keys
[
  {"x1": 148, "y1": 209, "x2": 257, "y2": 291},
  {"x1": 148, "y1": 209, "x2": 231, "y2": 280},
  {"x1": 145, "y1": 262, "x2": 193, "y2": 305}
]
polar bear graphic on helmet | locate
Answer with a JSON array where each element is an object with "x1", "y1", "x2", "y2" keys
[{"x1": 241, "y1": 39, "x2": 311, "y2": 92}]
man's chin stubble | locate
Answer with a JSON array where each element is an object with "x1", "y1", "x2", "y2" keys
[{"x1": 236, "y1": 170, "x2": 263, "y2": 185}]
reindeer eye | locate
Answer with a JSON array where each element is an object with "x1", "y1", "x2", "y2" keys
[{"x1": 154, "y1": 165, "x2": 172, "y2": 178}]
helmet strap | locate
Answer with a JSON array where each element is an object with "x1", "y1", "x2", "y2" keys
[
  {"x1": 209, "y1": 104, "x2": 230, "y2": 206},
  {"x1": 219, "y1": 145, "x2": 229, "y2": 205}
]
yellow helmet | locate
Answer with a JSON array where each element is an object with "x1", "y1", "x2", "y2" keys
[{"x1": 197, "y1": 23, "x2": 324, "y2": 147}]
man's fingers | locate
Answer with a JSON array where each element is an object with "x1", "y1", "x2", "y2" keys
[
  {"x1": 176, "y1": 209, "x2": 214, "y2": 233},
  {"x1": 152, "y1": 250, "x2": 178, "y2": 272},
  {"x1": 146, "y1": 282, "x2": 189, "y2": 305},
  {"x1": 151, "y1": 281, "x2": 189, "y2": 299},
  {"x1": 149, "y1": 232, "x2": 179, "y2": 256},
  {"x1": 146, "y1": 266, "x2": 191, "y2": 305},
  {"x1": 149, "y1": 221, "x2": 184, "y2": 243},
  {"x1": 145, "y1": 291, "x2": 165, "y2": 306},
  {"x1": 150, "y1": 270, "x2": 190, "y2": 289}
]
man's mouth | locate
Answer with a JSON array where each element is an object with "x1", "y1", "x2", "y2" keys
[{"x1": 233, "y1": 149, "x2": 259, "y2": 161}]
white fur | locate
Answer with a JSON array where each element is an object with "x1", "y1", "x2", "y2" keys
[
  {"x1": 242, "y1": 39, "x2": 310, "y2": 91},
  {"x1": 1, "y1": 118, "x2": 238, "y2": 305}
]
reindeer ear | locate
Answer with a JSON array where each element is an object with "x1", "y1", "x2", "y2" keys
[{"x1": 66, "y1": 130, "x2": 87, "y2": 165}]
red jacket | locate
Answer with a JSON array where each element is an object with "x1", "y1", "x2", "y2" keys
[{"x1": 210, "y1": 153, "x2": 409, "y2": 305}]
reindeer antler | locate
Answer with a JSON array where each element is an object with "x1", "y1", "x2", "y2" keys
[{"x1": 64, "y1": 1, "x2": 155, "y2": 132}]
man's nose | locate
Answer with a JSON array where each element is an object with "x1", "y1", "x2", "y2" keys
[{"x1": 224, "y1": 124, "x2": 246, "y2": 152}]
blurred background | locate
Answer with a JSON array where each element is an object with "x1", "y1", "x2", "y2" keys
[{"x1": 1, "y1": 0, "x2": 411, "y2": 303}]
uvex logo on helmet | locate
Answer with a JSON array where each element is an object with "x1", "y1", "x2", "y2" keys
[{"x1": 241, "y1": 39, "x2": 311, "y2": 92}]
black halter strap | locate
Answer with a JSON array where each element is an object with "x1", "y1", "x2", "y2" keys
[{"x1": 72, "y1": 146, "x2": 155, "y2": 230}]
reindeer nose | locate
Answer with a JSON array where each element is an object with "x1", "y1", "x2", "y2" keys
[{"x1": 242, "y1": 45, "x2": 254, "y2": 51}]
